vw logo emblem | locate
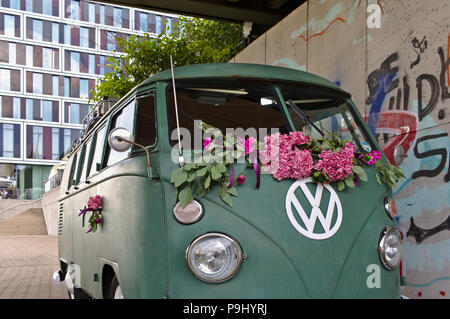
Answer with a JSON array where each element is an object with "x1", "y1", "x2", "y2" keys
[{"x1": 285, "y1": 178, "x2": 343, "y2": 240}]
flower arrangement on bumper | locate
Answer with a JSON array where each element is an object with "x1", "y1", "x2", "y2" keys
[
  {"x1": 170, "y1": 122, "x2": 404, "y2": 208},
  {"x1": 78, "y1": 195, "x2": 103, "y2": 233}
]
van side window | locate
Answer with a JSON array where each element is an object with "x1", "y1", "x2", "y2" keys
[
  {"x1": 75, "y1": 145, "x2": 86, "y2": 185},
  {"x1": 67, "y1": 153, "x2": 77, "y2": 190},
  {"x1": 89, "y1": 125, "x2": 106, "y2": 177},
  {"x1": 80, "y1": 138, "x2": 92, "y2": 183},
  {"x1": 135, "y1": 94, "x2": 157, "y2": 147},
  {"x1": 105, "y1": 99, "x2": 136, "y2": 167}
]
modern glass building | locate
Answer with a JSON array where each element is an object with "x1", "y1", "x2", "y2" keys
[{"x1": 0, "y1": 0, "x2": 177, "y2": 199}]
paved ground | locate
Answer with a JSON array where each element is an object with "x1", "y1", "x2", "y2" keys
[{"x1": 0, "y1": 235, "x2": 68, "y2": 299}]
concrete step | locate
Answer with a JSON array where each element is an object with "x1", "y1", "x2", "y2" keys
[{"x1": 0, "y1": 208, "x2": 48, "y2": 235}]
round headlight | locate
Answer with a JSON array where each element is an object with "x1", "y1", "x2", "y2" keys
[
  {"x1": 378, "y1": 226, "x2": 402, "y2": 270},
  {"x1": 173, "y1": 200, "x2": 203, "y2": 224},
  {"x1": 384, "y1": 197, "x2": 397, "y2": 219},
  {"x1": 186, "y1": 233, "x2": 243, "y2": 283}
]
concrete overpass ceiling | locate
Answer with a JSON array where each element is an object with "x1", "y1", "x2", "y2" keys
[{"x1": 97, "y1": 0, "x2": 304, "y2": 35}]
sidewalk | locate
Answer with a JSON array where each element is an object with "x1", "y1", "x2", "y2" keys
[{"x1": 0, "y1": 235, "x2": 68, "y2": 299}]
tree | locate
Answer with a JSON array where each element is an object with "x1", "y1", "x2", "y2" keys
[{"x1": 91, "y1": 16, "x2": 243, "y2": 102}]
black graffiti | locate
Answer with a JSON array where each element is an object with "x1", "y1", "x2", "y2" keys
[
  {"x1": 366, "y1": 52, "x2": 399, "y2": 106},
  {"x1": 438, "y1": 46, "x2": 450, "y2": 101},
  {"x1": 410, "y1": 36, "x2": 428, "y2": 69},
  {"x1": 407, "y1": 214, "x2": 450, "y2": 244},
  {"x1": 417, "y1": 74, "x2": 440, "y2": 121},
  {"x1": 412, "y1": 133, "x2": 450, "y2": 182},
  {"x1": 367, "y1": 46, "x2": 450, "y2": 182}
]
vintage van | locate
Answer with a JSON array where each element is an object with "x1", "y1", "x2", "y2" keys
[{"x1": 54, "y1": 63, "x2": 402, "y2": 299}]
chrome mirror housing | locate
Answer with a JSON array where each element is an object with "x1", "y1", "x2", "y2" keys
[{"x1": 108, "y1": 127, "x2": 134, "y2": 152}]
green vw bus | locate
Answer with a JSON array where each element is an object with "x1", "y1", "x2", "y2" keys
[{"x1": 54, "y1": 63, "x2": 403, "y2": 299}]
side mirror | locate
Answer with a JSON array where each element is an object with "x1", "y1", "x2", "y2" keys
[{"x1": 108, "y1": 127, "x2": 134, "y2": 152}]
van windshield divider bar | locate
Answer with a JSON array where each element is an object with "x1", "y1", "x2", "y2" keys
[{"x1": 285, "y1": 99, "x2": 325, "y2": 137}]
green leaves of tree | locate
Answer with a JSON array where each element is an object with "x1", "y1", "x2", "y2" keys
[{"x1": 90, "y1": 16, "x2": 243, "y2": 103}]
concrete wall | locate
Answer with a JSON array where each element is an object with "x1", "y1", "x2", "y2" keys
[
  {"x1": 233, "y1": 0, "x2": 450, "y2": 298},
  {"x1": 41, "y1": 187, "x2": 61, "y2": 236}
]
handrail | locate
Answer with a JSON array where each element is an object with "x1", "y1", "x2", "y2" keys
[{"x1": 0, "y1": 199, "x2": 43, "y2": 222}]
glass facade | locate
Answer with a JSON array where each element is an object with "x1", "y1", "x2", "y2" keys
[{"x1": 0, "y1": 0, "x2": 177, "y2": 198}]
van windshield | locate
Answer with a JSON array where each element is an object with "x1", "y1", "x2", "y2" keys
[
  {"x1": 167, "y1": 82, "x2": 373, "y2": 153},
  {"x1": 277, "y1": 83, "x2": 373, "y2": 153}
]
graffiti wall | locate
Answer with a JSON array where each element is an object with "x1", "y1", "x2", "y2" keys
[{"x1": 232, "y1": 0, "x2": 450, "y2": 298}]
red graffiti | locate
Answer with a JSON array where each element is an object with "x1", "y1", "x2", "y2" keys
[
  {"x1": 364, "y1": 111, "x2": 418, "y2": 164},
  {"x1": 440, "y1": 291, "x2": 446, "y2": 296},
  {"x1": 291, "y1": 17, "x2": 346, "y2": 47},
  {"x1": 418, "y1": 291, "x2": 422, "y2": 297}
]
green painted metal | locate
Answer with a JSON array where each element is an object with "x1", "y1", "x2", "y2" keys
[{"x1": 58, "y1": 63, "x2": 400, "y2": 299}]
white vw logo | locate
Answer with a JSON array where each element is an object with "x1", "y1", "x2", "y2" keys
[{"x1": 285, "y1": 178, "x2": 343, "y2": 240}]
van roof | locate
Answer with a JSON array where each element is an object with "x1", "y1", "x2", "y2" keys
[{"x1": 137, "y1": 63, "x2": 351, "y2": 98}]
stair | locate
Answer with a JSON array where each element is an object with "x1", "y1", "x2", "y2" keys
[{"x1": 0, "y1": 208, "x2": 48, "y2": 235}]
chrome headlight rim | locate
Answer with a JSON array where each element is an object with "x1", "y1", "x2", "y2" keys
[
  {"x1": 172, "y1": 200, "x2": 204, "y2": 225},
  {"x1": 384, "y1": 197, "x2": 397, "y2": 220},
  {"x1": 185, "y1": 232, "x2": 243, "y2": 284},
  {"x1": 378, "y1": 226, "x2": 402, "y2": 271}
]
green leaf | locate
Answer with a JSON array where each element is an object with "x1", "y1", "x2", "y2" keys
[
  {"x1": 187, "y1": 173, "x2": 196, "y2": 183},
  {"x1": 220, "y1": 191, "x2": 233, "y2": 207},
  {"x1": 204, "y1": 175, "x2": 211, "y2": 189},
  {"x1": 196, "y1": 167, "x2": 208, "y2": 177},
  {"x1": 216, "y1": 163, "x2": 227, "y2": 173},
  {"x1": 375, "y1": 172, "x2": 382, "y2": 185},
  {"x1": 352, "y1": 166, "x2": 368, "y2": 182},
  {"x1": 210, "y1": 165, "x2": 222, "y2": 181},
  {"x1": 337, "y1": 180, "x2": 345, "y2": 191},
  {"x1": 183, "y1": 163, "x2": 196, "y2": 171},
  {"x1": 171, "y1": 168, "x2": 188, "y2": 187},
  {"x1": 344, "y1": 174, "x2": 355, "y2": 188},
  {"x1": 179, "y1": 185, "x2": 193, "y2": 208},
  {"x1": 227, "y1": 186, "x2": 238, "y2": 197}
]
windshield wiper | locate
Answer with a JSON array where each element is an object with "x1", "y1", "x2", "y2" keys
[{"x1": 285, "y1": 99, "x2": 325, "y2": 137}]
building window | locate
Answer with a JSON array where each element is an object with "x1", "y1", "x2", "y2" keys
[
  {"x1": 53, "y1": 76, "x2": 59, "y2": 96},
  {"x1": 42, "y1": 100, "x2": 53, "y2": 122},
  {"x1": 0, "y1": 69, "x2": 10, "y2": 91},
  {"x1": 4, "y1": 14, "x2": 16, "y2": 37},
  {"x1": 113, "y1": 7, "x2": 122, "y2": 28},
  {"x1": 52, "y1": 22, "x2": 59, "y2": 43},
  {"x1": 32, "y1": 19, "x2": 43, "y2": 41},
  {"x1": 65, "y1": 102, "x2": 88, "y2": 124},
  {"x1": 32, "y1": 73, "x2": 43, "y2": 94},
  {"x1": 80, "y1": 79, "x2": 89, "y2": 98},
  {"x1": 69, "y1": 0, "x2": 80, "y2": 20},
  {"x1": 3, "y1": 124, "x2": 15, "y2": 158},
  {"x1": 12, "y1": 97, "x2": 20, "y2": 119},
  {"x1": 155, "y1": 15, "x2": 162, "y2": 34},
  {"x1": 89, "y1": 3, "x2": 96, "y2": 23},
  {"x1": 64, "y1": 77, "x2": 70, "y2": 97},
  {"x1": 52, "y1": 128, "x2": 59, "y2": 160},
  {"x1": 64, "y1": 25, "x2": 71, "y2": 45},
  {"x1": 32, "y1": 126, "x2": 44, "y2": 159},
  {"x1": 80, "y1": 27, "x2": 89, "y2": 47},
  {"x1": 70, "y1": 52, "x2": 80, "y2": 73}
]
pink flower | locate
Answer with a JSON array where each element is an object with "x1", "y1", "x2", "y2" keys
[
  {"x1": 359, "y1": 150, "x2": 382, "y2": 165},
  {"x1": 88, "y1": 195, "x2": 102, "y2": 210},
  {"x1": 289, "y1": 149, "x2": 314, "y2": 180},
  {"x1": 203, "y1": 137, "x2": 212, "y2": 150},
  {"x1": 238, "y1": 137, "x2": 256, "y2": 155},
  {"x1": 289, "y1": 131, "x2": 311, "y2": 146},
  {"x1": 237, "y1": 175, "x2": 246, "y2": 184},
  {"x1": 314, "y1": 142, "x2": 355, "y2": 182}
]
